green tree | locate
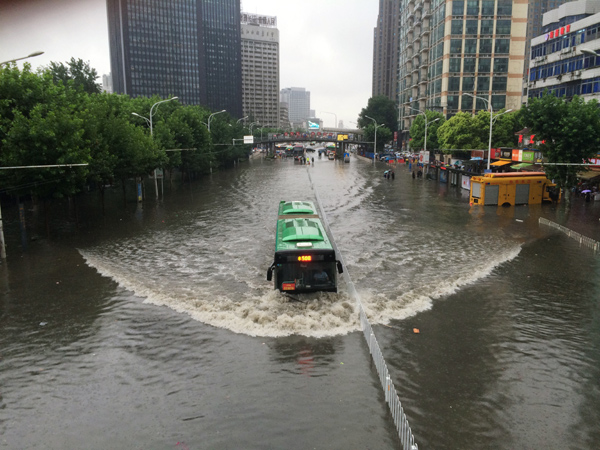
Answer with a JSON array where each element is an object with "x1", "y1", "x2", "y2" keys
[
  {"x1": 358, "y1": 96, "x2": 398, "y2": 131},
  {"x1": 363, "y1": 124, "x2": 393, "y2": 153},
  {"x1": 408, "y1": 110, "x2": 445, "y2": 150},
  {"x1": 46, "y1": 57, "x2": 101, "y2": 94},
  {"x1": 521, "y1": 93, "x2": 600, "y2": 194},
  {"x1": 436, "y1": 112, "x2": 481, "y2": 151}
]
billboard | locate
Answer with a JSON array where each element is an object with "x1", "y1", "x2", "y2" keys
[{"x1": 308, "y1": 120, "x2": 320, "y2": 130}]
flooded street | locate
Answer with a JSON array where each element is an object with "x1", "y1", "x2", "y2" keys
[{"x1": 1, "y1": 154, "x2": 599, "y2": 449}]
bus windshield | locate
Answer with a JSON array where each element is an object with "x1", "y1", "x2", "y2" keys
[{"x1": 276, "y1": 261, "x2": 337, "y2": 292}]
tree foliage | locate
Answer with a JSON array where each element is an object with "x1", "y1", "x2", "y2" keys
[
  {"x1": 358, "y1": 96, "x2": 398, "y2": 131},
  {"x1": 0, "y1": 62, "x2": 251, "y2": 208},
  {"x1": 436, "y1": 110, "x2": 518, "y2": 152},
  {"x1": 408, "y1": 110, "x2": 445, "y2": 150},
  {"x1": 521, "y1": 93, "x2": 600, "y2": 190}
]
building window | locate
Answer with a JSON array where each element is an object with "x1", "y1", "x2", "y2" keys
[
  {"x1": 492, "y1": 77, "x2": 507, "y2": 91},
  {"x1": 478, "y1": 58, "x2": 491, "y2": 73},
  {"x1": 481, "y1": 20, "x2": 494, "y2": 35},
  {"x1": 465, "y1": 39, "x2": 478, "y2": 54},
  {"x1": 491, "y1": 95, "x2": 506, "y2": 110},
  {"x1": 463, "y1": 77, "x2": 475, "y2": 91},
  {"x1": 495, "y1": 39, "x2": 510, "y2": 54},
  {"x1": 464, "y1": 57, "x2": 476, "y2": 72},
  {"x1": 451, "y1": 39, "x2": 463, "y2": 53},
  {"x1": 465, "y1": 20, "x2": 478, "y2": 35},
  {"x1": 449, "y1": 58, "x2": 462, "y2": 72},
  {"x1": 494, "y1": 58, "x2": 509, "y2": 73},
  {"x1": 497, "y1": 0, "x2": 512, "y2": 15},
  {"x1": 452, "y1": 0, "x2": 464, "y2": 15},
  {"x1": 466, "y1": 0, "x2": 479, "y2": 16},
  {"x1": 481, "y1": 0, "x2": 495, "y2": 15},
  {"x1": 480, "y1": 39, "x2": 493, "y2": 53},
  {"x1": 477, "y1": 76, "x2": 490, "y2": 91},
  {"x1": 447, "y1": 95, "x2": 459, "y2": 109},
  {"x1": 451, "y1": 20, "x2": 464, "y2": 35},
  {"x1": 449, "y1": 77, "x2": 461, "y2": 91},
  {"x1": 496, "y1": 20, "x2": 511, "y2": 35},
  {"x1": 462, "y1": 94, "x2": 474, "y2": 109}
]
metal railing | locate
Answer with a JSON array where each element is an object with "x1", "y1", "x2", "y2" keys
[
  {"x1": 539, "y1": 218, "x2": 600, "y2": 252},
  {"x1": 308, "y1": 169, "x2": 419, "y2": 450}
]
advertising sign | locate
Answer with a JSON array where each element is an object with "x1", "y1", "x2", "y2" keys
[
  {"x1": 308, "y1": 120, "x2": 319, "y2": 129},
  {"x1": 512, "y1": 149, "x2": 521, "y2": 161},
  {"x1": 522, "y1": 151, "x2": 534, "y2": 162}
]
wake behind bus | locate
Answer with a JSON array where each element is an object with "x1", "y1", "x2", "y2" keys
[{"x1": 267, "y1": 201, "x2": 343, "y2": 294}]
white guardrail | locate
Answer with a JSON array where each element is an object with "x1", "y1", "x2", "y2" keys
[
  {"x1": 308, "y1": 169, "x2": 418, "y2": 450},
  {"x1": 539, "y1": 218, "x2": 600, "y2": 252}
]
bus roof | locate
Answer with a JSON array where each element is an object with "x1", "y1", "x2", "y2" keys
[
  {"x1": 482, "y1": 172, "x2": 548, "y2": 178},
  {"x1": 278, "y1": 201, "x2": 316, "y2": 215},
  {"x1": 275, "y1": 201, "x2": 333, "y2": 252}
]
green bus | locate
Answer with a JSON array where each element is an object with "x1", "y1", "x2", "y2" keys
[{"x1": 267, "y1": 201, "x2": 343, "y2": 293}]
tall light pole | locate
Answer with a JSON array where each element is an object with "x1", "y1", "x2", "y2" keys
[
  {"x1": 320, "y1": 111, "x2": 337, "y2": 129},
  {"x1": 131, "y1": 96, "x2": 178, "y2": 199},
  {"x1": 365, "y1": 115, "x2": 382, "y2": 164},
  {"x1": 464, "y1": 93, "x2": 494, "y2": 171},
  {"x1": 424, "y1": 117, "x2": 440, "y2": 155},
  {"x1": 208, "y1": 109, "x2": 226, "y2": 132},
  {"x1": 0, "y1": 51, "x2": 44, "y2": 65},
  {"x1": 249, "y1": 121, "x2": 259, "y2": 135},
  {"x1": 236, "y1": 115, "x2": 249, "y2": 124}
]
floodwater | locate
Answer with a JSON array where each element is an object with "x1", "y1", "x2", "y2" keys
[{"x1": 1, "y1": 154, "x2": 599, "y2": 449}]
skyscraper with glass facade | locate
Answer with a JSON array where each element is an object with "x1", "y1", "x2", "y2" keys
[
  {"x1": 107, "y1": 0, "x2": 242, "y2": 117},
  {"x1": 397, "y1": 0, "x2": 527, "y2": 148},
  {"x1": 373, "y1": 0, "x2": 401, "y2": 101}
]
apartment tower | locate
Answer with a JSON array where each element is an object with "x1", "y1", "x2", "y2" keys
[
  {"x1": 373, "y1": 0, "x2": 401, "y2": 101},
  {"x1": 241, "y1": 12, "x2": 280, "y2": 127},
  {"x1": 397, "y1": 0, "x2": 527, "y2": 148}
]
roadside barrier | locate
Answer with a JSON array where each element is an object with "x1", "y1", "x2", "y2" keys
[
  {"x1": 539, "y1": 218, "x2": 600, "y2": 252},
  {"x1": 308, "y1": 169, "x2": 419, "y2": 450}
]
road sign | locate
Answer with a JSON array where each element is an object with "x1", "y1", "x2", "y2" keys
[{"x1": 244, "y1": 135, "x2": 254, "y2": 144}]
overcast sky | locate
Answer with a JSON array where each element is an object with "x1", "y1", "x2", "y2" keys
[{"x1": 0, "y1": 0, "x2": 378, "y2": 127}]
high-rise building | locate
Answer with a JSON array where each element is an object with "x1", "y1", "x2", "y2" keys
[
  {"x1": 524, "y1": 1, "x2": 569, "y2": 79},
  {"x1": 397, "y1": 0, "x2": 527, "y2": 148},
  {"x1": 528, "y1": 0, "x2": 600, "y2": 102},
  {"x1": 106, "y1": 0, "x2": 243, "y2": 117},
  {"x1": 240, "y1": 12, "x2": 280, "y2": 127},
  {"x1": 373, "y1": 0, "x2": 400, "y2": 101},
  {"x1": 280, "y1": 87, "x2": 310, "y2": 127}
]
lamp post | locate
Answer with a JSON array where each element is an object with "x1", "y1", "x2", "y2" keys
[
  {"x1": 320, "y1": 111, "x2": 337, "y2": 129},
  {"x1": 365, "y1": 115, "x2": 382, "y2": 164},
  {"x1": 464, "y1": 93, "x2": 494, "y2": 171},
  {"x1": 424, "y1": 117, "x2": 440, "y2": 155},
  {"x1": 208, "y1": 109, "x2": 226, "y2": 132},
  {"x1": 236, "y1": 115, "x2": 249, "y2": 124},
  {"x1": 131, "y1": 96, "x2": 178, "y2": 199},
  {"x1": 0, "y1": 51, "x2": 44, "y2": 65}
]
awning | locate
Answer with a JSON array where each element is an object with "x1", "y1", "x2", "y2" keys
[
  {"x1": 490, "y1": 160, "x2": 512, "y2": 166},
  {"x1": 511, "y1": 163, "x2": 533, "y2": 170},
  {"x1": 578, "y1": 169, "x2": 600, "y2": 180}
]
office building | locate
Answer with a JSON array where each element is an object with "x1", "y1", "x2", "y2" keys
[
  {"x1": 373, "y1": 0, "x2": 401, "y2": 101},
  {"x1": 397, "y1": 0, "x2": 527, "y2": 148},
  {"x1": 524, "y1": 1, "x2": 569, "y2": 78},
  {"x1": 241, "y1": 12, "x2": 280, "y2": 127},
  {"x1": 280, "y1": 87, "x2": 310, "y2": 126},
  {"x1": 528, "y1": 0, "x2": 600, "y2": 102},
  {"x1": 106, "y1": 0, "x2": 243, "y2": 117}
]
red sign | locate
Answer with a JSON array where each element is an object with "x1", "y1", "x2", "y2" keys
[{"x1": 282, "y1": 282, "x2": 296, "y2": 291}]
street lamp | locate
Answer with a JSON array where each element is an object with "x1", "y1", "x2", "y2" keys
[
  {"x1": 320, "y1": 111, "x2": 337, "y2": 128},
  {"x1": 365, "y1": 115, "x2": 382, "y2": 164},
  {"x1": 236, "y1": 115, "x2": 249, "y2": 124},
  {"x1": 249, "y1": 121, "x2": 259, "y2": 135},
  {"x1": 0, "y1": 51, "x2": 44, "y2": 65},
  {"x1": 424, "y1": 118, "x2": 440, "y2": 155},
  {"x1": 464, "y1": 93, "x2": 494, "y2": 171},
  {"x1": 131, "y1": 96, "x2": 178, "y2": 199},
  {"x1": 208, "y1": 109, "x2": 226, "y2": 132}
]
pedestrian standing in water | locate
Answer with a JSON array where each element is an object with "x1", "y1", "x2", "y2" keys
[
  {"x1": 391, "y1": 171, "x2": 395, "y2": 180},
  {"x1": 412, "y1": 171, "x2": 416, "y2": 179}
]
